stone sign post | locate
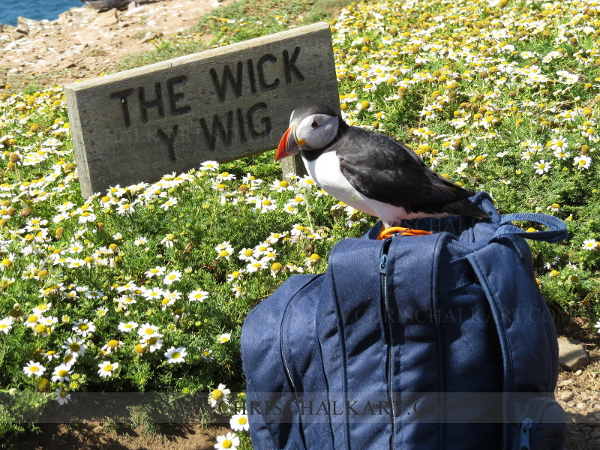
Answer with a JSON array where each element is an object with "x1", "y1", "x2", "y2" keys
[{"x1": 65, "y1": 22, "x2": 340, "y2": 198}]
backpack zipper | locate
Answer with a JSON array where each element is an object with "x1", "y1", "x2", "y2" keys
[
  {"x1": 379, "y1": 238, "x2": 396, "y2": 448},
  {"x1": 519, "y1": 417, "x2": 533, "y2": 450},
  {"x1": 519, "y1": 396, "x2": 560, "y2": 450}
]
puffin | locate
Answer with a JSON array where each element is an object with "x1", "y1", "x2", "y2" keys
[
  {"x1": 80, "y1": 0, "x2": 135, "y2": 11},
  {"x1": 276, "y1": 103, "x2": 488, "y2": 227}
]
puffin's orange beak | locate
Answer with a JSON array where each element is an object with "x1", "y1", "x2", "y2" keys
[
  {"x1": 276, "y1": 126, "x2": 304, "y2": 162},
  {"x1": 275, "y1": 127, "x2": 293, "y2": 161}
]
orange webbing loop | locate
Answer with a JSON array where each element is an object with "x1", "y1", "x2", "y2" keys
[{"x1": 377, "y1": 226, "x2": 433, "y2": 240}]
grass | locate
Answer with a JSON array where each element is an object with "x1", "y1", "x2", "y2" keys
[
  {"x1": 117, "y1": 0, "x2": 351, "y2": 70},
  {"x1": 1, "y1": 0, "x2": 600, "y2": 448}
]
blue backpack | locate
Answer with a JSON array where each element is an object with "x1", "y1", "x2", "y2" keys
[{"x1": 241, "y1": 192, "x2": 568, "y2": 450}]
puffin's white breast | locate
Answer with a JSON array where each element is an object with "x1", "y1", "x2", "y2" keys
[{"x1": 302, "y1": 150, "x2": 377, "y2": 216}]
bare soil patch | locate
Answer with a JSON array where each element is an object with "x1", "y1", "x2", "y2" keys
[
  {"x1": 0, "y1": 0, "x2": 232, "y2": 90},
  {"x1": 15, "y1": 423, "x2": 230, "y2": 449}
]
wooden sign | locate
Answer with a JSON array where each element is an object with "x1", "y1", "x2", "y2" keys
[{"x1": 65, "y1": 22, "x2": 340, "y2": 198}]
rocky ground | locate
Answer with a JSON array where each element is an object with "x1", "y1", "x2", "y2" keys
[
  {"x1": 0, "y1": 0, "x2": 232, "y2": 90},
  {"x1": 555, "y1": 317, "x2": 600, "y2": 450},
  {"x1": 1, "y1": 1, "x2": 600, "y2": 448}
]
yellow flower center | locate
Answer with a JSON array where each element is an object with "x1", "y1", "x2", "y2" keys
[
  {"x1": 222, "y1": 439, "x2": 232, "y2": 449},
  {"x1": 172, "y1": 352, "x2": 181, "y2": 359},
  {"x1": 57, "y1": 369, "x2": 69, "y2": 377},
  {"x1": 211, "y1": 389, "x2": 223, "y2": 401}
]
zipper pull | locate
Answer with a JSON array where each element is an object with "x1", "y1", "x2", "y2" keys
[
  {"x1": 519, "y1": 417, "x2": 533, "y2": 450},
  {"x1": 379, "y1": 253, "x2": 388, "y2": 274}
]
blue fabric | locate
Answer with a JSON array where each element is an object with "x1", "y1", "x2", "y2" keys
[{"x1": 241, "y1": 192, "x2": 567, "y2": 450}]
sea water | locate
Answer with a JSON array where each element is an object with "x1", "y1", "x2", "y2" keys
[{"x1": 0, "y1": 0, "x2": 82, "y2": 27}]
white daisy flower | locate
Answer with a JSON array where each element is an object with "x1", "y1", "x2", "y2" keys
[
  {"x1": 164, "y1": 346, "x2": 187, "y2": 364},
  {"x1": 214, "y1": 432, "x2": 240, "y2": 450},
  {"x1": 55, "y1": 388, "x2": 71, "y2": 405},
  {"x1": 137, "y1": 323, "x2": 162, "y2": 339},
  {"x1": 23, "y1": 361, "x2": 46, "y2": 378},
  {"x1": 63, "y1": 336, "x2": 88, "y2": 357},
  {"x1": 160, "y1": 197, "x2": 178, "y2": 210},
  {"x1": 215, "y1": 242, "x2": 234, "y2": 260},
  {"x1": 51, "y1": 364, "x2": 72, "y2": 383},
  {"x1": 573, "y1": 155, "x2": 591, "y2": 170},
  {"x1": 188, "y1": 290, "x2": 209, "y2": 302},
  {"x1": 217, "y1": 333, "x2": 231, "y2": 344},
  {"x1": 72, "y1": 319, "x2": 96, "y2": 337},
  {"x1": 118, "y1": 321, "x2": 139, "y2": 333},
  {"x1": 97, "y1": 361, "x2": 119, "y2": 378},
  {"x1": 229, "y1": 413, "x2": 250, "y2": 432},
  {"x1": 146, "y1": 266, "x2": 166, "y2": 278},
  {"x1": 0, "y1": 317, "x2": 13, "y2": 334},
  {"x1": 534, "y1": 160, "x2": 551, "y2": 174},
  {"x1": 163, "y1": 270, "x2": 182, "y2": 285},
  {"x1": 199, "y1": 160, "x2": 219, "y2": 172},
  {"x1": 208, "y1": 383, "x2": 231, "y2": 409}
]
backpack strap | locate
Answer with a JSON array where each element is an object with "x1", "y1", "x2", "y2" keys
[
  {"x1": 466, "y1": 237, "x2": 563, "y2": 448},
  {"x1": 493, "y1": 213, "x2": 568, "y2": 243}
]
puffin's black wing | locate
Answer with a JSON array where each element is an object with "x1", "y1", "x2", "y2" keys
[{"x1": 335, "y1": 126, "x2": 487, "y2": 218}]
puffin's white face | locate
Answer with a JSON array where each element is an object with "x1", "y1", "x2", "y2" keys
[
  {"x1": 292, "y1": 112, "x2": 340, "y2": 151},
  {"x1": 276, "y1": 105, "x2": 341, "y2": 162}
]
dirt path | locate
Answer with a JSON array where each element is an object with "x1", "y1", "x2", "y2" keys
[{"x1": 0, "y1": 0, "x2": 232, "y2": 90}]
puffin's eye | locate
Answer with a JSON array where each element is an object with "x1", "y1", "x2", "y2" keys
[{"x1": 311, "y1": 120, "x2": 319, "y2": 129}]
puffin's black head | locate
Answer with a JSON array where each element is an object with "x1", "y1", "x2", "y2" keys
[{"x1": 275, "y1": 104, "x2": 343, "y2": 161}]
